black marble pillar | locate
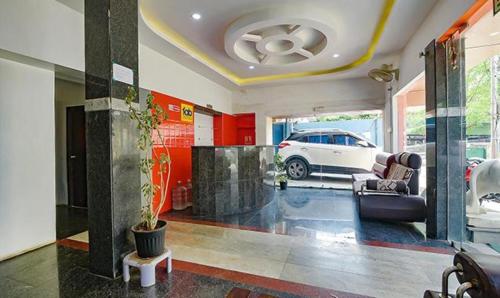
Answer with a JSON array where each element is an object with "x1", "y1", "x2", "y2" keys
[
  {"x1": 85, "y1": 0, "x2": 140, "y2": 278},
  {"x1": 425, "y1": 40, "x2": 448, "y2": 239},
  {"x1": 445, "y1": 37, "x2": 467, "y2": 245},
  {"x1": 425, "y1": 37, "x2": 467, "y2": 242},
  {"x1": 434, "y1": 42, "x2": 449, "y2": 239}
]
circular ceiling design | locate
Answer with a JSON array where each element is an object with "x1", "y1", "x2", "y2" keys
[{"x1": 224, "y1": 9, "x2": 336, "y2": 67}]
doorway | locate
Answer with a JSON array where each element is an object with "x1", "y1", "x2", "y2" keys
[
  {"x1": 273, "y1": 110, "x2": 383, "y2": 189},
  {"x1": 66, "y1": 105, "x2": 87, "y2": 208},
  {"x1": 54, "y1": 78, "x2": 88, "y2": 240}
]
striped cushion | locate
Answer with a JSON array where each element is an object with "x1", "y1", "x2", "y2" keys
[
  {"x1": 387, "y1": 163, "x2": 414, "y2": 183},
  {"x1": 395, "y1": 152, "x2": 422, "y2": 169},
  {"x1": 372, "y1": 162, "x2": 388, "y2": 178}
]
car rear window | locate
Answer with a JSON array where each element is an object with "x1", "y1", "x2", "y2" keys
[
  {"x1": 286, "y1": 133, "x2": 303, "y2": 141},
  {"x1": 308, "y1": 134, "x2": 331, "y2": 144}
]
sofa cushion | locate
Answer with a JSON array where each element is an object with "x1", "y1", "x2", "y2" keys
[
  {"x1": 371, "y1": 162, "x2": 388, "y2": 178},
  {"x1": 395, "y1": 152, "x2": 422, "y2": 169},
  {"x1": 387, "y1": 163, "x2": 414, "y2": 183},
  {"x1": 366, "y1": 179, "x2": 407, "y2": 193},
  {"x1": 375, "y1": 152, "x2": 392, "y2": 165},
  {"x1": 352, "y1": 173, "x2": 380, "y2": 182}
]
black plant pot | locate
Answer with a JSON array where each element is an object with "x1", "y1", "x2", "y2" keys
[
  {"x1": 279, "y1": 181, "x2": 288, "y2": 190},
  {"x1": 131, "y1": 220, "x2": 167, "y2": 258}
]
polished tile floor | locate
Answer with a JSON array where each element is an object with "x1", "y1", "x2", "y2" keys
[
  {"x1": 67, "y1": 221, "x2": 458, "y2": 298},
  {"x1": 0, "y1": 243, "x2": 365, "y2": 298},
  {"x1": 2, "y1": 189, "x2": 458, "y2": 298},
  {"x1": 166, "y1": 188, "x2": 451, "y2": 251}
]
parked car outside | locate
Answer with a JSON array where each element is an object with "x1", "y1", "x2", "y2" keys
[{"x1": 278, "y1": 129, "x2": 379, "y2": 180}]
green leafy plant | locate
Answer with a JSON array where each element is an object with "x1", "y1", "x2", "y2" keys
[
  {"x1": 125, "y1": 87, "x2": 171, "y2": 231},
  {"x1": 274, "y1": 153, "x2": 287, "y2": 183}
]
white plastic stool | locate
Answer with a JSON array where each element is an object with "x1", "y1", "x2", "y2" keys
[{"x1": 122, "y1": 248, "x2": 172, "y2": 287}]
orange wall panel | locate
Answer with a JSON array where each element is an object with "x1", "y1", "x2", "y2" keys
[
  {"x1": 151, "y1": 91, "x2": 194, "y2": 213},
  {"x1": 235, "y1": 113, "x2": 256, "y2": 145}
]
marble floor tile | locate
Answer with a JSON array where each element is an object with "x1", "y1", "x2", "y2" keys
[
  {"x1": 280, "y1": 262, "x2": 430, "y2": 298},
  {"x1": 167, "y1": 230, "x2": 292, "y2": 263},
  {"x1": 68, "y1": 231, "x2": 89, "y2": 242},
  {"x1": 168, "y1": 243, "x2": 286, "y2": 279},
  {"x1": 59, "y1": 220, "x2": 457, "y2": 297},
  {"x1": 166, "y1": 188, "x2": 451, "y2": 251}
]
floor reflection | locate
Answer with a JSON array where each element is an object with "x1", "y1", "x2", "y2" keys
[{"x1": 165, "y1": 188, "x2": 450, "y2": 249}]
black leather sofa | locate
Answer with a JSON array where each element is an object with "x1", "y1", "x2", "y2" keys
[{"x1": 352, "y1": 152, "x2": 426, "y2": 222}]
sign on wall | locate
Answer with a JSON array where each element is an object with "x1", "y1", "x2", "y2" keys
[
  {"x1": 112, "y1": 63, "x2": 134, "y2": 85},
  {"x1": 495, "y1": 0, "x2": 500, "y2": 16},
  {"x1": 181, "y1": 103, "x2": 194, "y2": 123}
]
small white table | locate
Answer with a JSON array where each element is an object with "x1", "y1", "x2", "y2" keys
[{"x1": 122, "y1": 249, "x2": 172, "y2": 287}]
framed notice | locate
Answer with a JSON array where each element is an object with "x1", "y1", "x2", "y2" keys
[{"x1": 495, "y1": 0, "x2": 500, "y2": 16}]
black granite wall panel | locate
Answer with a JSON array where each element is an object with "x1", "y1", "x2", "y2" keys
[{"x1": 192, "y1": 146, "x2": 275, "y2": 217}]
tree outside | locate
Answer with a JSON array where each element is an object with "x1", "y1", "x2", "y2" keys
[{"x1": 405, "y1": 59, "x2": 493, "y2": 138}]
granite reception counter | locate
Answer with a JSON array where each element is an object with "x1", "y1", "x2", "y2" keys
[{"x1": 192, "y1": 146, "x2": 275, "y2": 217}]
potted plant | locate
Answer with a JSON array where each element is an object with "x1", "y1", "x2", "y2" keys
[
  {"x1": 125, "y1": 87, "x2": 171, "y2": 258},
  {"x1": 274, "y1": 153, "x2": 288, "y2": 190}
]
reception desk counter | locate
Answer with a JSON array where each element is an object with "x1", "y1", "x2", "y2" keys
[{"x1": 192, "y1": 145, "x2": 275, "y2": 217}]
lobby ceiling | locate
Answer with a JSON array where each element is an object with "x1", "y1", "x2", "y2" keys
[{"x1": 139, "y1": 0, "x2": 437, "y2": 87}]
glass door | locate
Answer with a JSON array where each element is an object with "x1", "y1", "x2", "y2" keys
[{"x1": 461, "y1": 10, "x2": 500, "y2": 251}]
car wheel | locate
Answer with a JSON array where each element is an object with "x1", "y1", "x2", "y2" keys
[{"x1": 286, "y1": 159, "x2": 308, "y2": 180}]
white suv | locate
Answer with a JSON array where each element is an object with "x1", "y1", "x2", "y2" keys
[{"x1": 278, "y1": 129, "x2": 379, "y2": 180}]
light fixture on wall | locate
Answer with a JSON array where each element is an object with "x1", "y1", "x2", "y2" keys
[
  {"x1": 191, "y1": 13, "x2": 202, "y2": 20},
  {"x1": 368, "y1": 64, "x2": 399, "y2": 83},
  {"x1": 248, "y1": 65, "x2": 255, "y2": 70},
  {"x1": 333, "y1": 53, "x2": 340, "y2": 58}
]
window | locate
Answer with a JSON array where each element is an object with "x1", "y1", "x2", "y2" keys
[
  {"x1": 332, "y1": 134, "x2": 360, "y2": 146},
  {"x1": 297, "y1": 136, "x2": 308, "y2": 142},
  {"x1": 346, "y1": 136, "x2": 358, "y2": 146},
  {"x1": 307, "y1": 134, "x2": 331, "y2": 144},
  {"x1": 332, "y1": 135, "x2": 346, "y2": 145}
]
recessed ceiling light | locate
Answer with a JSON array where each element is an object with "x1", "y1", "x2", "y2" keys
[
  {"x1": 248, "y1": 65, "x2": 255, "y2": 70},
  {"x1": 191, "y1": 13, "x2": 201, "y2": 20},
  {"x1": 490, "y1": 32, "x2": 500, "y2": 37},
  {"x1": 333, "y1": 53, "x2": 340, "y2": 58}
]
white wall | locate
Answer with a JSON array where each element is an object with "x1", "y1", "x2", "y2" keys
[
  {"x1": 0, "y1": 58, "x2": 56, "y2": 260},
  {"x1": 234, "y1": 78, "x2": 386, "y2": 145},
  {"x1": 139, "y1": 45, "x2": 233, "y2": 114},
  {"x1": 0, "y1": 0, "x2": 84, "y2": 71},
  {"x1": 0, "y1": 1, "x2": 234, "y2": 115},
  {"x1": 397, "y1": 0, "x2": 475, "y2": 90},
  {"x1": 55, "y1": 79, "x2": 85, "y2": 206}
]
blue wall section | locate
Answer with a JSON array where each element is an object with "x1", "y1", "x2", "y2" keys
[{"x1": 273, "y1": 119, "x2": 384, "y2": 147}]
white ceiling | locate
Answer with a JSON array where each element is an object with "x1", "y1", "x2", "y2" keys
[{"x1": 139, "y1": 0, "x2": 437, "y2": 87}]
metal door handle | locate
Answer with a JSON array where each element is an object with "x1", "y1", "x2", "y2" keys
[
  {"x1": 332, "y1": 151, "x2": 341, "y2": 154},
  {"x1": 70, "y1": 155, "x2": 77, "y2": 159},
  {"x1": 300, "y1": 147, "x2": 308, "y2": 151}
]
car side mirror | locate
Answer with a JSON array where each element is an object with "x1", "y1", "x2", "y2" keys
[{"x1": 356, "y1": 140, "x2": 369, "y2": 147}]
